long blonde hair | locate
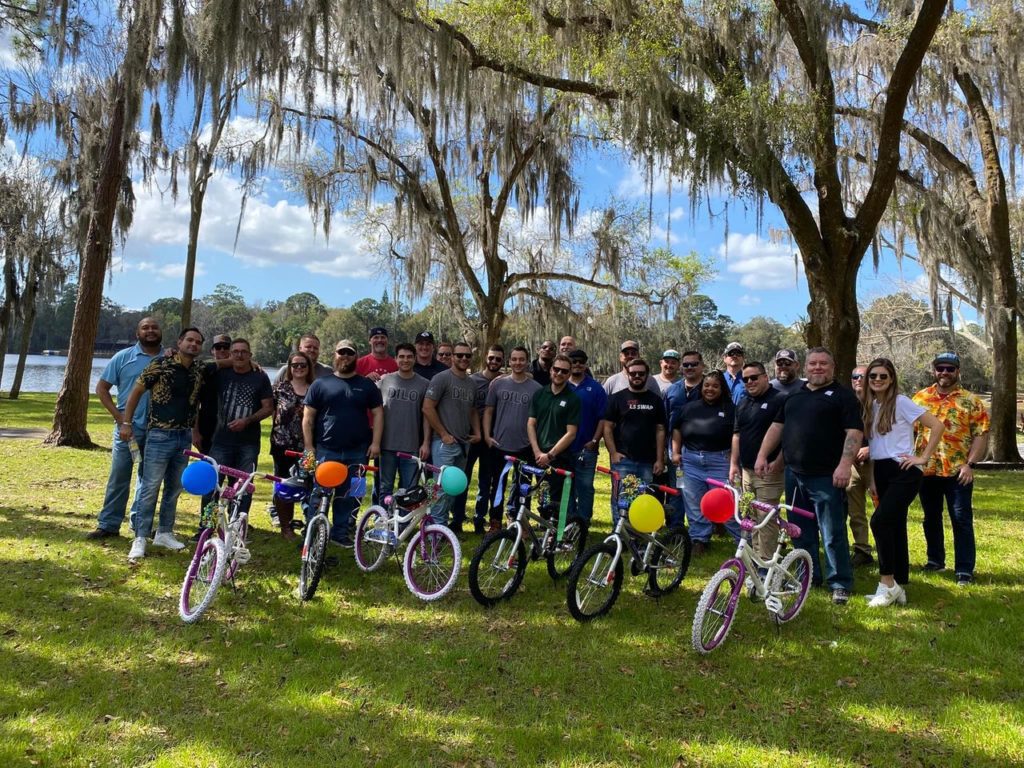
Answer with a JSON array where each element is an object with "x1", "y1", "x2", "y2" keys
[{"x1": 859, "y1": 357, "x2": 898, "y2": 438}]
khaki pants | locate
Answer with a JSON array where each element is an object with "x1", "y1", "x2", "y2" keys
[
  {"x1": 846, "y1": 461, "x2": 874, "y2": 556},
  {"x1": 741, "y1": 468, "x2": 785, "y2": 559}
]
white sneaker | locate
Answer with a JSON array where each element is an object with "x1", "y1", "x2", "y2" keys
[
  {"x1": 128, "y1": 537, "x2": 147, "y2": 560},
  {"x1": 152, "y1": 531, "x2": 186, "y2": 551},
  {"x1": 863, "y1": 582, "x2": 887, "y2": 602},
  {"x1": 867, "y1": 582, "x2": 906, "y2": 607}
]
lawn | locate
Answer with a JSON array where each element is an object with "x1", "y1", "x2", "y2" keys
[{"x1": 1, "y1": 393, "x2": 1022, "y2": 767}]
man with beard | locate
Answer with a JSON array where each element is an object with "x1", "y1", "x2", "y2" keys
[
  {"x1": 603, "y1": 340, "x2": 662, "y2": 395},
  {"x1": 528, "y1": 354, "x2": 580, "y2": 516},
  {"x1": 769, "y1": 349, "x2": 806, "y2": 397},
  {"x1": 87, "y1": 317, "x2": 163, "y2": 540},
  {"x1": 566, "y1": 348, "x2": 606, "y2": 527},
  {"x1": 531, "y1": 339, "x2": 557, "y2": 386},
  {"x1": 274, "y1": 334, "x2": 333, "y2": 383},
  {"x1": 303, "y1": 339, "x2": 384, "y2": 546},
  {"x1": 356, "y1": 326, "x2": 398, "y2": 382}
]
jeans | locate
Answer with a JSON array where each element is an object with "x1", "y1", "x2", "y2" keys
[
  {"x1": 429, "y1": 438, "x2": 468, "y2": 525},
  {"x1": 871, "y1": 459, "x2": 922, "y2": 585},
  {"x1": 919, "y1": 475, "x2": 976, "y2": 576},
  {"x1": 97, "y1": 426, "x2": 147, "y2": 533},
  {"x1": 610, "y1": 459, "x2": 654, "y2": 526},
  {"x1": 201, "y1": 442, "x2": 261, "y2": 517},
  {"x1": 452, "y1": 441, "x2": 500, "y2": 526},
  {"x1": 378, "y1": 450, "x2": 422, "y2": 500},
  {"x1": 785, "y1": 468, "x2": 853, "y2": 591},
  {"x1": 568, "y1": 448, "x2": 599, "y2": 523},
  {"x1": 682, "y1": 449, "x2": 741, "y2": 543},
  {"x1": 315, "y1": 446, "x2": 369, "y2": 543},
  {"x1": 131, "y1": 428, "x2": 191, "y2": 538}
]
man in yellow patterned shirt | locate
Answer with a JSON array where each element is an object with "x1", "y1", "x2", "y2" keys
[{"x1": 912, "y1": 352, "x2": 989, "y2": 586}]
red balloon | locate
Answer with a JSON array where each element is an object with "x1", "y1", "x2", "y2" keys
[{"x1": 700, "y1": 487, "x2": 736, "y2": 523}]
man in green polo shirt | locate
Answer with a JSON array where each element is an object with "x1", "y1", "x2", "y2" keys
[{"x1": 528, "y1": 354, "x2": 581, "y2": 512}]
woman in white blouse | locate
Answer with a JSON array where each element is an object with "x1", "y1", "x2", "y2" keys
[{"x1": 859, "y1": 358, "x2": 945, "y2": 607}]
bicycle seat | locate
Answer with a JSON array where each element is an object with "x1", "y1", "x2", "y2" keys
[{"x1": 394, "y1": 486, "x2": 428, "y2": 508}]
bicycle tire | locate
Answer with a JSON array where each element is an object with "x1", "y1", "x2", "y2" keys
[
  {"x1": 298, "y1": 515, "x2": 329, "y2": 601},
  {"x1": 544, "y1": 520, "x2": 589, "y2": 581},
  {"x1": 565, "y1": 541, "x2": 623, "y2": 622},
  {"x1": 767, "y1": 548, "x2": 813, "y2": 624},
  {"x1": 468, "y1": 528, "x2": 527, "y2": 607},
  {"x1": 646, "y1": 526, "x2": 692, "y2": 596},
  {"x1": 403, "y1": 524, "x2": 462, "y2": 602},
  {"x1": 224, "y1": 512, "x2": 248, "y2": 582},
  {"x1": 692, "y1": 567, "x2": 742, "y2": 653},
  {"x1": 179, "y1": 531, "x2": 227, "y2": 624},
  {"x1": 354, "y1": 505, "x2": 393, "y2": 573}
]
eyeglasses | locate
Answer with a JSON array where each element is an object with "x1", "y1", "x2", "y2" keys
[
  {"x1": 627, "y1": 371, "x2": 647, "y2": 378},
  {"x1": 868, "y1": 372, "x2": 890, "y2": 381},
  {"x1": 551, "y1": 367, "x2": 570, "y2": 375},
  {"x1": 851, "y1": 374, "x2": 864, "y2": 380},
  {"x1": 681, "y1": 361, "x2": 700, "y2": 369},
  {"x1": 935, "y1": 365, "x2": 958, "y2": 373},
  {"x1": 335, "y1": 349, "x2": 355, "y2": 356},
  {"x1": 212, "y1": 343, "x2": 230, "y2": 350},
  {"x1": 726, "y1": 350, "x2": 744, "y2": 357},
  {"x1": 290, "y1": 362, "x2": 308, "y2": 369},
  {"x1": 741, "y1": 374, "x2": 763, "y2": 383},
  {"x1": 486, "y1": 356, "x2": 503, "y2": 362}
]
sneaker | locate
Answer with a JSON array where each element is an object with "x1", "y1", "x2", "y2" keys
[
  {"x1": 473, "y1": 519, "x2": 486, "y2": 535},
  {"x1": 86, "y1": 527, "x2": 118, "y2": 540},
  {"x1": 851, "y1": 550, "x2": 874, "y2": 567},
  {"x1": 831, "y1": 588, "x2": 851, "y2": 606},
  {"x1": 867, "y1": 582, "x2": 906, "y2": 607},
  {"x1": 152, "y1": 531, "x2": 187, "y2": 551},
  {"x1": 128, "y1": 537, "x2": 147, "y2": 560},
  {"x1": 691, "y1": 541, "x2": 708, "y2": 558},
  {"x1": 268, "y1": 502, "x2": 280, "y2": 528},
  {"x1": 922, "y1": 561, "x2": 945, "y2": 572},
  {"x1": 332, "y1": 536, "x2": 355, "y2": 549},
  {"x1": 955, "y1": 573, "x2": 974, "y2": 587}
]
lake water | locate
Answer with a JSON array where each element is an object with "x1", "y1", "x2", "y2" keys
[{"x1": 1, "y1": 354, "x2": 109, "y2": 393}]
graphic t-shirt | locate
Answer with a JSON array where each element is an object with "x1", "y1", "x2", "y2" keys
[
  {"x1": 211, "y1": 367, "x2": 273, "y2": 447},
  {"x1": 380, "y1": 372, "x2": 430, "y2": 453},
  {"x1": 486, "y1": 376, "x2": 542, "y2": 452},
  {"x1": 424, "y1": 369, "x2": 477, "y2": 441},
  {"x1": 603, "y1": 388, "x2": 666, "y2": 464}
]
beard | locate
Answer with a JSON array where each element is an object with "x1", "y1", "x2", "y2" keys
[{"x1": 336, "y1": 358, "x2": 356, "y2": 374}]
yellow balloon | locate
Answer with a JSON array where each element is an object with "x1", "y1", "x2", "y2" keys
[{"x1": 628, "y1": 494, "x2": 665, "y2": 534}]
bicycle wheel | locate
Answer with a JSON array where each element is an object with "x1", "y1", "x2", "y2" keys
[
  {"x1": 224, "y1": 512, "x2": 248, "y2": 582},
  {"x1": 544, "y1": 520, "x2": 589, "y2": 581},
  {"x1": 298, "y1": 514, "x2": 329, "y2": 601},
  {"x1": 354, "y1": 505, "x2": 394, "y2": 573},
  {"x1": 403, "y1": 524, "x2": 462, "y2": 601},
  {"x1": 692, "y1": 567, "x2": 742, "y2": 653},
  {"x1": 646, "y1": 526, "x2": 692, "y2": 596},
  {"x1": 566, "y1": 541, "x2": 623, "y2": 622},
  {"x1": 179, "y1": 531, "x2": 227, "y2": 624},
  {"x1": 469, "y1": 528, "x2": 527, "y2": 607},
  {"x1": 767, "y1": 548, "x2": 813, "y2": 624}
]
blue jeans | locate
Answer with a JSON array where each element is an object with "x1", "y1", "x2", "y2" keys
[
  {"x1": 786, "y1": 468, "x2": 853, "y2": 591},
  {"x1": 429, "y1": 438, "x2": 468, "y2": 525},
  {"x1": 201, "y1": 442, "x2": 261, "y2": 516},
  {"x1": 131, "y1": 428, "x2": 191, "y2": 538},
  {"x1": 378, "y1": 450, "x2": 421, "y2": 500},
  {"x1": 316, "y1": 446, "x2": 369, "y2": 543},
  {"x1": 569, "y1": 448, "x2": 598, "y2": 523},
  {"x1": 682, "y1": 449, "x2": 741, "y2": 543},
  {"x1": 611, "y1": 459, "x2": 654, "y2": 526},
  {"x1": 919, "y1": 475, "x2": 975, "y2": 576},
  {"x1": 97, "y1": 426, "x2": 146, "y2": 533}
]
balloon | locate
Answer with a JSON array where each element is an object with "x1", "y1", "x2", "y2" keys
[
  {"x1": 628, "y1": 493, "x2": 665, "y2": 533},
  {"x1": 700, "y1": 487, "x2": 736, "y2": 523},
  {"x1": 315, "y1": 461, "x2": 348, "y2": 488},
  {"x1": 439, "y1": 465, "x2": 468, "y2": 496},
  {"x1": 181, "y1": 461, "x2": 218, "y2": 496}
]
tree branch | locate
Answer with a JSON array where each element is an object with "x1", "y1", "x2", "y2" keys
[{"x1": 506, "y1": 270, "x2": 661, "y2": 302}]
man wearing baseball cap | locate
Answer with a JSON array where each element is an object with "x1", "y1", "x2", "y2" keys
[
  {"x1": 653, "y1": 349, "x2": 682, "y2": 394},
  {"x1": 603, "y1": 340, "x2": 661, "y2": 395},
  {"x1": 413, "y1": 330, "x2": 448, "y2": 380},
  {"x1": 356, "y1": 326, "x2": 397, "y2": 382},
  {"x1": 770, "y1": 349, "x2": 806, "y2": 397},
  {"x1": 721, "y1": 342, "x2": 747, "y2": 405}
]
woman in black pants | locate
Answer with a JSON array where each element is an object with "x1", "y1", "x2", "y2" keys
[
  {"x1": 859, "y1": 358, "x2": 945, "y2": 607},
  {"x1": 270, "y1": 351, "x2": 314, "y2": 539}
]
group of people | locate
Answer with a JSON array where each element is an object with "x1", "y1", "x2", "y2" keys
[{"x1": 88, "y1": 320, "x2": 990, "y2": 611}]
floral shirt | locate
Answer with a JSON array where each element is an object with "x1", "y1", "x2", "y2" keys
[
  {"x1": 137, "y1": 353, "x2": 205, "y2": 430},
  {"x1": 271, "y1": 380, "x2": 306, "y2": 452},
  {"x1": 912, "y1": 385, "x2": 989, "y2": 478}
]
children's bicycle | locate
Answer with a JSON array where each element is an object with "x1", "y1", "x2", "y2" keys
[
  {"x1": 691, "y1": 478, "x2": 815, "y2": 653},
  {"x1": 565, "y1": 467, "x2": 692, "y2": 622},
  {"x1": 178, "y1": 450, "x2": 281, "y2": 623},
  {"x1": 467, "y1": 455, "x2": 587, "y2": 607},
  {"x1": 353, "y1": 451, "x2": 462, "y2": 602}
]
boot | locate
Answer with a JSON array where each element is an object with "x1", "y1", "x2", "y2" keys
[{"x1": 276, "y1": 499, "x2": 296, "y2": 540}]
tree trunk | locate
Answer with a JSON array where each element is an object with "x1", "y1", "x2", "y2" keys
[
  {"x1": 987, "y1": 265, "x2": 1021, "y2": 462},
  {"x1": 802, "y1": 252, "x2": 861, "y2": 380},
  {"x1": 46, "y1": 80, "x2": 129, "y2": 448},
  {"x1": 8, "y1": 250, "x2": 41, "y2": 400},
  {"x1": 0, "y1": 252, "x2": 17, "y2": 391},
  {"x1": 180, "y1": 182, "x2": 206, "y2": 330}
]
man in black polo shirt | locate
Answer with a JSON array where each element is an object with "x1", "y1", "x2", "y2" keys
[
  {"x1": 730, "y1": 361, "x2": 786, "y2": 558},
  {"x1": 755, "y1": 347, "x2": 863, "y2": 605}
]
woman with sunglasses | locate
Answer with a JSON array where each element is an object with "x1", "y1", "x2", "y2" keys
[
  {"x1": 859, "y1": 358, "x2": 945, "y2": 607},
  {"x1": 270, "y1": 351, "x2": 314, "y2": 538}
]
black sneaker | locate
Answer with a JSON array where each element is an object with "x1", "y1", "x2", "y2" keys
[
  {"x1": 923, "y1": 561, "x2": 945, "y2": 572},
  {"x1": 831, "y1": 588, "x2": 851, "y2": 606},
  {"x1": 85, "y1": 527, "x2": 119, "y2": 540},
  {"x1": 851, "y1": 550, "x2": 874, "y2": 567},
  {"x1": 473, "y1": 518, "x2": 486, "y2": 535},
  {"x1": 955, "y1": 572, "x2": 974, "y2": 587},
  {"x1": 332, "y1": 536, "x2": 354, "y2": 549},
  {"x1": 190, "y1": 527, "x2": 210, "y2": 543}
]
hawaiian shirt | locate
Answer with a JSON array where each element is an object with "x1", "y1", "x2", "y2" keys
[
  {"x1": 137, "y1": 353, "x2": 205, "y2": 430},
  {"x1": 912, "y1": 384, "x2": 989, "y2": 477}
]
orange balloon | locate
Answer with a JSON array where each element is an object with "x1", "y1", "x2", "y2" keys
[
  {"x1": 315, "y1": 461, "x2": 349, "y2": 488},
  {"x1": 700, "y1": 487, "x2": 736, "y2": 523}
]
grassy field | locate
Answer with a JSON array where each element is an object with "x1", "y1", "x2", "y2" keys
[{"x1": 1, "y1": 392, "x2": 1023, "y2": 767}]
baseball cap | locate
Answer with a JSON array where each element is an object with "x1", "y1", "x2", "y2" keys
[
  {"x1": 775, "y1": 349, "x2": 798, "y2": 363},
  {"x1": 933, "y1": 352, "x2": 961, "y2": 368},
  {"x1": 336, "y1": 339, "x2": 357, "y2": 354},
  {"x1": 620, "y1": 340, "x2": 640, "y2": 352},
  {"x1": 415, "y1": 331, "x2": 435, "y2": 343},
  {"x1": 724, "y1": 342, "x2": 744, "y2": 355},
  {"x1": 661, "y1": 349, "x2": 681, "y2": 360},
  {"x1": 212, "y1": 334, "x2": 232, "y2": 346},
  {"x1": 568, "y1": 349, "x2": 588, "y2": 363},
  {"x1": 368, "y1": 326, "x2": 388, "y2": 338}
]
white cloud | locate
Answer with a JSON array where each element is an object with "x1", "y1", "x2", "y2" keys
[
  {"x1": 649, "y1": 223, "x2": 680, "y2": 246},
  {"x1": 737, "y1": 294, "x2": 761, "y2": 306},
  {"x1": 615, "y1": 159, "x2": 674, "y2": 198},
  {"x1": 130, "y1": 261, "x2": 207, "y2": 280},
  {"x1": 718, "y1": 232, "x2": 803, "y2": 290}
]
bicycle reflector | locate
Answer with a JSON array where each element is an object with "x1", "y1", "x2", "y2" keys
[
  {"x1": 274, "y1": 478, "x2": 308, "y2": 502},
  {"x1": 627, "y1": 494, "x2": 665, "y2": 533},
  {"x1": 181, "y1": 461, "x2": 218, "y2": 496},
  {"x1": 700, "y1": 488, "x2": 735, "y2": 523},
  {"x1": 315, "y1": 460, "x2": 348, "y2": 488}
]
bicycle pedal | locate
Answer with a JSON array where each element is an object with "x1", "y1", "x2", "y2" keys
[
  {"x1": 764, "y1": 595, "x2": 783, "y2": 613},
  {"x1": 233, "y1": 547, "x2": 251, "y2": 565}
]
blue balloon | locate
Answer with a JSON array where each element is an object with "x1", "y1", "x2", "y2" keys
[
  {"x1": 182, "y1": 461, "x2": 218, "y2": 496},
  {"x1": 439, "y1": 465, "x2": 468, "y2": 496}
]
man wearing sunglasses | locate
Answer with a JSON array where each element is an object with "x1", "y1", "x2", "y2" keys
[
  {"x1": 530, "y1": 340, "x2": 557, "y2": 386},
  {"x1": 303, "y1": 339, "x2": 384, "y2": 546},
  {"x1": 912, "y1": 352, "x2": 990, "y2": 586},
  {"x1": 566, "y1": 349, "x2": 606, "y2": 527},
  {"x1": 528, "y1": 354, "x2": 580, "y2": 516},
  {"x1": 603, "y1": 340, "x2": 662, "y2": 395},
  {"x1": 769, "y1": 349, "x2": 806, "y2": 397},
  {"x1": 721, "y1": 342, "x2": 748, "y2": 405}
]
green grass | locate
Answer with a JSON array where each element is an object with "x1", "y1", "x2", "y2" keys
[{"x1": 1, "y1": 392, "x2": 1023, "y2": 767}]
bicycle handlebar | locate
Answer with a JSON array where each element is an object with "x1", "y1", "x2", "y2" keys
[
  {"x1": 182, "y1": 450, "x2": 282, "y2": 484},
  {"x1": 503, "y1": 454, "x2": 572, "y2": 476},
  {"x1": 706, "y1": 477, "x2": 814, "y2": 520},
  {"x1": 396, "y1": 451, "x2": 442, "y2": 474},
  {"x1": 282, "y1": 449, "x2": 378, "y2": 473}
]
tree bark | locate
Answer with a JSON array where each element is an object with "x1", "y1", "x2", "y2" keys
[
  {"x1": 8, "y1": 249, "x2": 41, "y2": 399},
  {"x1": 802, "y1": 247, "x2": 862, "y2": 377},
  {"x1": 0, "y1": 250, "x2": 17, "y2": 390}
]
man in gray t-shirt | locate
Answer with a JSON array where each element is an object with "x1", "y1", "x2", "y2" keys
[
  {"x1": 485, "y1": 375, "x2": 541, "y2": 453},
  {"x1": 378, "y1": 342, "x2": 430, "y2": 498}
]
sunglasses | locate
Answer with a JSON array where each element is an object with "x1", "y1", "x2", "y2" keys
[
  {"x1": 335, "y1": 349, "x2": 355, "y2": 356},
  {"x1": 212, "y1": 343, "x2": 230, "y2": 350},
  {"x1": 775, "y1": 359, "x2": 794, "y2": 366},
  {"x1": 290, "y1": 362, "x2": 308, "y2": 368},
  {"x1": 437, "y1": 351, "x2": 453, "y2": 357},
  {"x1": 726, "y1": 350, "x2": 744, "y2": 357},
  {"x1": 935, "y1": 365, "x2": 958, "y2": 373},
  {"x1": 627, "y1": 371, "x2": 647, "y2": 378},
  {"x1": 551, "y1": 366, "x2": 570, "y2": 375},
  {"x1": 868, "y1": 372, "x2": 890, "y2": 381},
  {"x1": 681, "y1": 361, "x2": 700, "y2": 369},
  {"x1": 742, "y1": 374, "x2": 763, "y2": 383},
  {"x1": 486, "y1": 356, "x2": 503, "y2": 362},
  {"x1": 851, "y1": 374, "x2": 864, "y2": 380}
]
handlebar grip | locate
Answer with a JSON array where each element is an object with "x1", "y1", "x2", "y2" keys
[
  {"x1": 284, "y1": 449, "x2": 304, "y2": 458},
  {"x1": 706, "y1": 477, "x2": 728, "y2": 489},
  {"x1": 749, "y1": 499, "x2": 775, "y2": 514},
  {"x1": 788, "y1": 505, "x2": 815, "y2": 519},
  {"x1": 596, "y1": 466, "x2": 612, "y2": 475},
  {"x1": 504, "y1": 455, "x2": 521, "y2": 463},
  {"x1": 396, "y1": 451, "x2": 416, "y2": 460},
  {"x1": 183, "y1": 450, "x2": 207, "y2": 461},
  {"x1": 653, "y1": 484, "x2": 679, "y2": 496}
]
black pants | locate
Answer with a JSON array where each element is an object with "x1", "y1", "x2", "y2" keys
[{"x1": 870, "y1": 458, "x2": 923, "y2": 585}]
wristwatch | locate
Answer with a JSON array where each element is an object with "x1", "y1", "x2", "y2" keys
[{"x1": 967, "y1": 461, "x2": 977, "y2": 469}]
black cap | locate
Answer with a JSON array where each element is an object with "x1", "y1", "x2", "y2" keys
[
  {"x1": 568, "y1": 349, "x2": 588, "y2": 363},
  {"x1": 368, "y1": 326, "x2": 388, "y2": 338},
  {"x1": 415, "y1": 331, "x2": 435, "y2": 343}
]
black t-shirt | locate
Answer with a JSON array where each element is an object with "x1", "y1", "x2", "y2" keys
[
  {"x1": 734, "y1": 388, "x2": 784, "y2": 468},
  {"x1": 677, "y1": 398, "x2": 734, "y2": 452},
  {"x1": 603, "y1": 388, "x2": 666, "y2": 464},
  {"x1": 413, "y1": 359, "x2": 449, "y2": 381},
  {"x1": 530, "y1": 358, "x2": 551, "y2": 387},
  {"x1": 197, "y1": 362, "x2": 221, "y2": 441},
  {"x1": 774, "y1": 381, "x2": 863, "y2": 475},
  {"x1": 304, "y1": 374, "x2": 383, "y2": 451},
  {"x1": 211, "y1": 366, "x2": 273, "y2": 447}
]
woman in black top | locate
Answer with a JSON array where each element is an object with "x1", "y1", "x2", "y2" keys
[
  {"x1": 270, "y1": 351, "x2": 314, "y2": 538},
  {"x1": 671, "y1": 371, "x2": 740, "y2": 550}
]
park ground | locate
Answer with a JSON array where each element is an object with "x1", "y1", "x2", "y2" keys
[{"x1": 1, "y1": 393, "x2": 1023, "y2": 767}]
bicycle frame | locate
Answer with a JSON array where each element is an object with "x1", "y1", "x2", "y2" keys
[
  {"x1": 595, "y1": 466, "x2": 681, "y2": 575},
  {"x1": 497, "y1": 455, "x2": 573, "y2": 558},
  {"x1": 378, "y1": 451, "x2": 447, "y2": 551}
]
